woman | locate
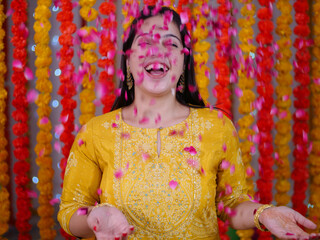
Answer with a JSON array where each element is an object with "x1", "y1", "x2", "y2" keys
[{"x1": 58, "y1": 6, "x2": 319, "y2": 240}]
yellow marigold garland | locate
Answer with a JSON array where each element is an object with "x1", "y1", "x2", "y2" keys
[
  {"x1": 191, "y1": 0, "x2": 210, "y2": 104},
  {"x1": 33, "y1": 0, "x2": 56, "y2": 238},
  {"x1": 274, "y1": 0, "x2": 292, "y2": 208},
  {"x1": 0, "y1": 0, "x2": 9, "y2": 237},
  {"x1": 236, "y1": 1, "x2": 256, "y2": 239},
  {"x1": 310, "y1": 0, "x2": 320, "y2": 231},
  {"x1": 78, "y1": 0, "x2": 98, "y2": 125}
]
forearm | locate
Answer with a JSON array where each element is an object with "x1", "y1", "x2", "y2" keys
[
  {"x1": 69, "y1": 206, "x2": 95, "y2": 238},
  {"x1": 228, "y1": 201, "x2": 264, "y2": 230}
]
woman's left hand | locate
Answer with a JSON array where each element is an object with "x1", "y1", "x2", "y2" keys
[{"x1": 259, "y1": 206, "x2": 320, "y2": 240}]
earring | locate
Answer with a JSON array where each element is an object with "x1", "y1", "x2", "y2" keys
[
  {"x1": 127, "y1": 66, "x2": 133, "y2": 90},
  {"x1": 177, "y1": 73, "x2": 185, "y2": 93}
]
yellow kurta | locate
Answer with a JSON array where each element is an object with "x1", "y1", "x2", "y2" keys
[{"x1": 58, "y1": 107, "x2": 250, "y2": 239}]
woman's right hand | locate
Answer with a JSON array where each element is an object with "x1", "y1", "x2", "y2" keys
[{"x1": 87, "y1": 205, "x2": 134, "y2": 240}]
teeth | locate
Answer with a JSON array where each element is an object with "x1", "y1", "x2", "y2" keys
[{"x1": 145, "y1": 63, "x2": 169, "y2": 72}]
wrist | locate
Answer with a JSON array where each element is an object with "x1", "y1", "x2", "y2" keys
[{"x1": 254, "y1": 204, "x2": 275, "y2": 231}]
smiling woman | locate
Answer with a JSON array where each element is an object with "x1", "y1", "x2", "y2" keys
[{"x1": 57, "y1": 5, "x2": 320, "y2": 240}]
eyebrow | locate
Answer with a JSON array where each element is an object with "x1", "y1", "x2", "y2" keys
[{"x1": 135, "y1": 33, "x2": 182, "y2": 43}]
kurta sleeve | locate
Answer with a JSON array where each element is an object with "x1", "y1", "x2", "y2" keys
[
  {"x1": 215, "y1": 117, "x2": 251, "y2": 221},
  {"x1": 57, "y1": 119, "x2": 101, "y2": 236}
]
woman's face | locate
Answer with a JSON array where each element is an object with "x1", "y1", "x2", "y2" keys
[{"x1": 127, "y1": 14, "x2": 184, "y2": 96}]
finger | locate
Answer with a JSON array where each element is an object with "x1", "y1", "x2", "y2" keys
[{"x1": 293, "y1": 211, "x2": 317, "y2": 230}]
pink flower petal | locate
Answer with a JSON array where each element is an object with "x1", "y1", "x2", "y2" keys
[
  {"x1": 184, "y1": 146, "x2": 197, "y2": 156},
  {"x1": 246, "y1": 167, "x2": 254, "y2": 177},
  {"x1": 54, "y1": 141, "x2": 61, "y2": 153},
  {"x1": 218, "y1": 110, "x2": 223, "y2": 119},
  {"x1": 180, "y1": 12, "x2": 189, "y2": 24},
  {"x1": 169, "y1": 180, "x2": 178, "y2": 190},
  {"x1": 112, "y1": 123, "x2": 118, "y2": 128},
  {"x1": 282, "y1": 95, "x2": 289, "y2": 101},
  {"x1": 13, "y1": 59, "x2": 23, "y2": 69},
  {"x1": 115, "y1": 169, "x2": 124, "y2": 179},
  {"x1": 78, "y1": 139, "x2": 84, "y2": 146},
  {"x1": 218, "y1": 201, "x2": 224, "y2": 212},
  {"x1": 27, "y1": 90, "x2": 38, "y2": 103},
  {"x1": 125, "y1": 162, "x2": 129, "y2": 170},
  {"x1": 24, "y1": 67, "x2": 34, "y2": 80},
  {"x1": 39, "y1": 148, "x2": 45, "y2": 157},
  {"x1": 187, "y1": 158, "x2": 200, "y2": 169},
  {"x1": 222, "y1": 143, "x2": 227, "y2": 152},
  {"x1": 60, "y1": 114, "x2": 69, "y2": 123},
  {"x1": 97, "y1": 188, "x2": 102, "y2": 195},
  {"x1": 27, "y1": 190, "x2": 38, "y2": 198},
  {"x1": 77, "y1": 207, "x2": 88, "y2": 215},
  {"x1": 55, "y1": 124, "x2": 64, "y2": 136},
  {"x1": 49, "y1": 198, "x2": 60, "y2": 205},
  {"x1": 230, "y1": 165, "x2": 235, "y2": 174},
  {"x1": 142, "y1": 152, "x2": 150, "y2": 162},
  {"x1": 225, "y1": 184, "x2": 232, "y2": 195},
  {"x1": 121, "y1": 132, "x2": 130, "y2": 139},
  {"x1": 221, "y1": 160, "x2": 230, "y2": 170},
  {"x1": 314, "y1": 78, "x2": 320, "y2": 85},
  {"x1": 39, "y1": 117, "x2": 49, "y2": 125},
  {"x1": 200, "y1": 167, "x2": 206, "y2": 175},
  {"x1": 198, "y1": 134, "x2": 202, "y2": 141},
  {"x1": 139, "y1": 117, "x2": 149, "y2": 124}
]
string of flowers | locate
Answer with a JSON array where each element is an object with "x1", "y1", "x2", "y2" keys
[
  {"x1": 291, "y1": 0, "x2": 310, "y2": 216},
  {"x1": 99, "y1": 0, "x2": 117, "y2": 113},
  {"x1": 274, "y1": 0, "x2": 292, "y2": 208},
  {"x1": 11, "y1": 0, "x2": 32, "y2": 238},
  {"x1": 255, "y1": 0, "x2": 275, "y2": 238},
  {"x1": 236, "y1": 0, "x2": 256, "y2": 239},
  {"x1": 0, "y1": 0, "x2": 9, "y2": 237},
  {"x1": 212, "y1": 0, "x2": 232, "y2": 114},
  {"x1": 78, "y1": 0, "x2": 98, "y2": 124},
  {"x1": 33, "y1": 0, "x2": 56, "y2": 239},
  {"x1": 56, "y1": 0, "x2": 77, "y2": 238},
  {"x1": 191, "y1": 0, "x2": 210, "y2": 104},
  {"x1": 309, "y1": 0, "x2": 320, "y2": 230}
]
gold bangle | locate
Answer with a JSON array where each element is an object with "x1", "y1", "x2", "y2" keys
[{"x1": 254, "y1": 204, "x2": 274, "y2": 232}]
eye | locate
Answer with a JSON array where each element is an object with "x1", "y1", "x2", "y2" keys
[{"x1": 164, "y1": 40, "x2": 178, "y2": 48}]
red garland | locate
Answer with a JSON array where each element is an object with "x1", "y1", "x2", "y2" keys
[
  {"x1": 177, "y1": 0, "x2": 192, "y2": 32},
  {"x1": 10, "y1": 0, "x2": 32, "y2": 239},
  {"x1": 212, "y1": 0, "x2": 232, "y2": 118},
  {"x1": 255, "y1": 0, "x2": 275, "y2": 238},
  {"x1": 291, "y1": 0, "x2": 310, "y2": 216},
  {"x1": 98, "y1": 0, "x2": 117, "y2": 113},
  {"x1": 57, "y1": 0, "x2": 77, "y2": 239}
]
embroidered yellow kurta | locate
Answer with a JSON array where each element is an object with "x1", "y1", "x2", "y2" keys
[{"x1": 58, "y1": 107, "x2": 250, "y2": 239}]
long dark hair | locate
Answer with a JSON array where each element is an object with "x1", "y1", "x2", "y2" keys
[{"x1": 111, "y1": 5, "x2": 206, "y2": 111}]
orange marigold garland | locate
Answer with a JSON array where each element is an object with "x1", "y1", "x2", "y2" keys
[
  {"x1": 291, "y1": 0, "x2": 310, "y2": 216},
  {"x1": 0, "y1": 0, "x2": 9, "y2": 236},
  {"x1": 78, "y1": 0, "x2": 98, "y2": 124},
  {"x1": 236, "y1": 0, "x2": 256, "y2": 239},
  {"x1": 255, "y1": 0, "x2": 275, "y2": 238},
  {"x1": 11, "y1": 0, "x2": 32, "y2": 238},
  {"x1": 99, "y1": 0, "x2": 117, "y2": 113},
  {"x1": 310, "y1": 0, "x2": 320, "y2": 230},
  {"x1": 56, "y1": 0, "x2": 77, "y2": 238},
  {"x1": 33, "y1": 0, "x2": 56, "y2": 239},
  {"x1": 274, "y1": 0, "x2": 292, "y2": 207}
]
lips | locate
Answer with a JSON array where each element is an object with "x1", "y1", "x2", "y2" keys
[{"x1": 143, "y1": 61, "x2": 170, "y2": 79}]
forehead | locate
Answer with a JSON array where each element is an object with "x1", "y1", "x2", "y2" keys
[{"x1": 136, "y1": 15, "x2": 180, "y2": 36}]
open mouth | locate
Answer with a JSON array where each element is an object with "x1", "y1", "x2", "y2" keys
[{"x1": 144, "y1": 62, "x2": 169, "y2": 77}]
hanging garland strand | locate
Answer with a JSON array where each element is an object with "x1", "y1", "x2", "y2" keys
[
  {"x1": 274, "y1": 0, "x2": 292, "y2": 208},
  {"x1": 33, "y1": 0, "x2": 56, "y2": 239},
  {"x1": 255, "y1": 0, "x2": 275, "y2": 238},
  {"x1": 11, "y1": 0, "x2": 32, "y2": 238},
  {"x1": 0, "y1": 0, "x2": 9, "y2": 237},
  {"x1": 192, "y1": 0, "x2": 210, "y2": 104},
  {"x1": 291, "y1": 0, "x2": 310, "y2": 216},
  {"x1": 99, "y1": 0, "x2": 117, "y2": 114},
  {"x1": 310, "y1": 0, "x2": 320, "y2": 231},
  {"x1": 56, "y1": 0, "x2": 77, "y2": 238},
  {"x1": 78, "y1": 0, "x2": 98, "y2": 124},
  {"x1": 236, "y1": 0, "x2": 256, "y2": 239}
]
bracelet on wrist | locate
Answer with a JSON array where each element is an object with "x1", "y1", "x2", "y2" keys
[{"x1": 254, "y1": 204, "x2": 274, "y2": 232}]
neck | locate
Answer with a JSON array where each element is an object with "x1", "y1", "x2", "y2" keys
[{"x1": 122, "y1": 89, "x2": 189, "y2": 128}]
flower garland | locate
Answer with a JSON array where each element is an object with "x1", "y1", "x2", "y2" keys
[
  {"x1": 274, "y1": 0, "x2": 292, "y2": 208},
  {"x1": 33, "y1": 0, "x2": 56, "y2": 239},
  {"x1": 309, "y1": 0, "x2": 320, "y2": 230},
  {"x1": 192, "y1": 0, "x2": 210, "y2": 105},
  {"x1": 78, "y1": 0, "x2": 98, "y2": 124},
  {"x1": 0, "y1": 0, "x2": 9, "y2": 237},
  {"x1": 236, "y1": 0, "x2": 256, "y2": 239},
  {"x1": 291, "y1": 0, "x2": 310, "y2": 216},
  {"x1": 212, "y1": 0, "x2": 232, "y2": 114},
  {"x1": 11, "y1": 0, "x2": 32, "y2": 238},
  {"x1": 177, "y1": 0, "x2": 192, "y2": 32},
  {"x1": 56, "y1": 0, "x2": 77, "y2": 238},
  {"x1": 255, "y1": 0, "x2": 275, "y2": 238},
  {"x1": 99, "y1": 0, "x2": 117, "y2": 113}
]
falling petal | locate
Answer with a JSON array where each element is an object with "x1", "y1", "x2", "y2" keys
[
  {"x1": 139, "y1": 117, "x2": 149, "y2": 124},
  {"x1": 78, "y1": 139, "x2": 84, "y2": 146},
  {"x1": 230, "y1": 165, "x2": 235, "y2": 174},
  {"x1": 27, "y1": 90, "x2": 38, "y2": 103},
  {"x1": 142, "y1": 152, "x2": 150, "y2": 162},
  {"x1": 285, "y1": 233, "x2": 294, "y2": 236},
  {"x1": 77, "y1": 207, "x2": 88, "y2": 215},
  {"x1": 115, "y1": 169, "x2": 124, "y2": 179},
  {"x1": 218, "y1": 111, "x2": 223, "y2": 119},
  {"x1": 133, "y1": 107, "x2": 138, "y2": 116},
  {"x1": 221, "y1": 160, "x2": 230, "y2": 170},
  {"x1": 55, "y1": 124, "x2": 64, "y2": 136},
  {"x1": 246, "y1": 167, "x2": 254, "y2": 177},
  {"x1": 13, "y1": 59, "x2": 23, "y2": 69},
  {"x1": 54, "y1": 141, "x2": 61, "y2": 153},
  {"x1": 117, "y1": 69, "x2": 125, "y2": 81},
  {"x1": 97, "y1": 188, "x2": 102, "y2": 195},
  {"x1": 116, "y1": 114, "x2": 120, "y2": 121},
  {"x1": 180, "y1": 12, "x2": 189, "y2": 24},
  {"x1": 222, "y1": 143, "x2": 227, "y2": 152},
  {"x1": 282, "y1": 95, "x2": 289, "y2": 101},
  {"x1": 27, "y1": 190, "x2": 38, "y2": 198},
  {"x1": 6, "y1": 8, "x2": 13, "y2": 17},
  {"x1": 295, "y1": 109, "x2": 306, "y2": 118},
  {"x1": 39, "y1": 148, "x2": 45, "y2": 157},
  {"x1": 184, "y1": 146, "x2": 197, "y2": 156},
  {"x1": 24, "y1": 67, "x2": 34, "y2": 80},
  {"x1": 218, "y1": 201, "x2": 224, "y2": 212},
  {"x1": 112, "y1": 123, "x2": 118, "y2": 128},
  {"x1": 115, "y1": 88, "x2": 121, "y2": 97},
  {"x1": 121, "y1": 132, "x2": 130, "y2": 139},
  {"x1": 60, "y1": 114, "x2": 69, "y2": 123},
  {"x1": 270, "y1": 107, "x2": 277, "y2": 115},
  {"x1": 169, "y1": 180, "x2": 178, "y2": 190},
  {"x1": 198, "y1": 134, "x2": 202, "y2": 141},
  {"x1": 49, "y1": 198, "x2": 60, "y2": 205},
  {"x1": 225, "y1": 184, "x2": 232, "y2": 195},
  {"x1": 302, "y1": 130, "x2": 308, "y2": 143},
  {"x1": 39, "y1": 117, "x2": 49, "y2": 125},
  {"x1": 250, "y1": 145, "x2": 256, "y2": 154},
  {"x1": 279, "y1": 111, "x2": 287, "y2": 119},
  {"x1": 155, "y1": 114, "x2": 161, "y2": 124},
  {"x1": 201, "y1": 167, "x2": 206, "y2": 175},
  {"x1": 314, "y1": 78, "x2": 320, "y2": 85},
  {"x1": 187, "y1": 158, "x2": 200, "y2": 169}
]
